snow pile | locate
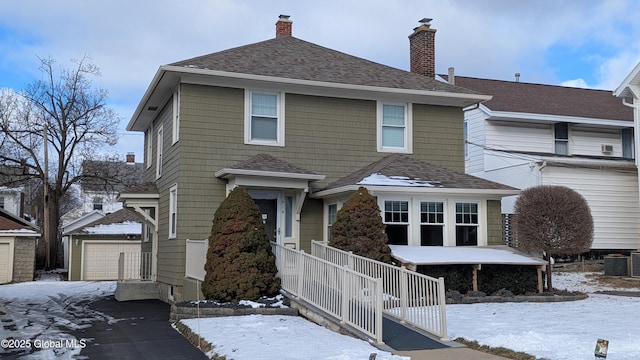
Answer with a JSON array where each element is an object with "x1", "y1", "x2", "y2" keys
[
  {"x1": 83, "y1": 221, "x2": 141, "y2": 234},
  {"x1": 358, "y1": 173, "x2": 439, "y2": 187}
]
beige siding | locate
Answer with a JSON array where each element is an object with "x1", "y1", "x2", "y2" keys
[{"x1": 299, "y1": 198, "x2": 323, "y2": 253}]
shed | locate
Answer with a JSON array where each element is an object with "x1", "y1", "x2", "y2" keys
[{"x1": 0, "y1": 208, "x2": 39, "y2": 283}]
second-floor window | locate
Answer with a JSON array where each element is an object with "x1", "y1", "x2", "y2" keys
[
  {"x1": 93, "y1": 197, "x2": 103, "y2": 211},
  {"x1": 554, "y1": 122, "x2": 569, "y2": 155},
  {"x1": 156, "y1": 125, "x2": 164, "y2": 179},
  {"x1": 145, "y1": 126, "x2": 153, "y2": 169},
  {"x1": 622, "y1": 128, "x2": 634, "y2": 159},
  {"x1": 172, "y1": 87, "x2": 180, "y2": 144},
  {"x1": 378, "y1": 102, "x2": 412, "y2": 153},
  {"x1": 245, "y1": 91, "x2": 284, "y2": 146}
]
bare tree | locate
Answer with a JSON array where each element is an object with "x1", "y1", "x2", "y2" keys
[
  {"x1": 513, "y1": 185, "x2": 593, "y2": 290},
  {"x1": 0, "y1": 56, "x2": 121, "y2": 269}
]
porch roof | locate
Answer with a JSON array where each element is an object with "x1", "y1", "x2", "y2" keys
[
  {"x1": 390, "y1": 245, "x2": 547, "y2": 266},
  {"x1": 216, "y1": 153, "x2": 325, "y2": 183}
]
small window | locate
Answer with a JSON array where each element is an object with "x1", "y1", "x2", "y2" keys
[
  {"x1": 327, "y1": 204, "x2": 338, "y2": 240},
  {"x1": 378, "y1": 102, "x2": 412, "y2": 153},
  {"x1": 622, "y1": 128, "x2": 634, "y2": 159},
  {"x1": 0, "y1": 196, "x2": 5, "y2": 209},
  {"x1": 169, "y1": 184, "x2": 177, "y2": 239},
  {"x1": 420, "y1": 202, "x2": 444, "y2": 246},
  {"x1": 93, "y1": 197, "x2": 103, "y2": 211},
  {"x1": 456, "y1": 202, "x2": 478, "y2": 246},
  {"x1": 172, "y1": 87, "x2": 180, "y2": 144},
  {"x1": 554, "y1": 123, "x2": 569, "y2": 155},
  {"x1": 145, "y1": 125, "x2": 153, "y2": 169},
  {"x1": 384, "y1": 200, "x2": 409, "y2": 245},
  {"x1": 245, "y1": 91, "x2": 284, "y2": 146},
  {"x1": 156, "y1": 125, "x2": 164, "y2": 179}
]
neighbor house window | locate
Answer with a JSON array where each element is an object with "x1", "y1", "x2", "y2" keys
[
  {"x1": 622, "y1": 128, "x2": 634, "y2": 159},
  {"x1": 145, "y1": 126, "x2": 153, "y2": 169},
  {"x1": 456, "y1": 202, "x2": 478, "y2": 246},
  {"x1": 245, "y1": 90, "x2": 284, "y2": 146},
  {"x1": 169, "y1": 184, "x2": 177, "y2": 239},
  {"x1": 384, "y1": 200, "x2": 409, "y2": 245},
  {"x1": 420, "y1": 202, "x2": 444, "y2": 246},
  {"x1": 554, "y1": 123, "x2": 569, "y2": 155},
  {"x1": 172, "y1": 87, "x2": 180, "y2": 144},
  {"x1": 93, "y1": 197, "x2": 103, "y2": 211},
  {"x1": 156, "y1": 125, "x2": 163, "y2": 179},
  {"x1": 327, "y1": 203, "x2": 338, "y2": 240},
  {"x1": 378, "y1": 102, "x2": 412, "y2": 153}
]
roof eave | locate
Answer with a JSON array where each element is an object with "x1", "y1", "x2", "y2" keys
[
  {"x1": 614, "y1": 61, "x2": 640, "y2": 98},
  {"x1": 127, "y1": 65, "x2": 492, "y2": 132},
  {"x1": 312, "y1": 184, "x2": 519, "y2": 198},
  {"x1": 486, "y1": 110, "x2": 633, "y2": 127},
  {"x1": 215, "y1": 168, "x2": 325, "y2": 181}
]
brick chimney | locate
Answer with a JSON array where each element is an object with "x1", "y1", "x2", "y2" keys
[
  {"x1": 276, "y1": 14, "x2": 292, "y2": 37},
  {"x1": 126, "y1": 152, "x2": 135, "y2": 165},
  {"x1": 409, "y1": 18, "x2": 436, "y2": 78}
]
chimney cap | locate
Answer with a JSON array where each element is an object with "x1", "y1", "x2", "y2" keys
[
  {"x1": 279, "y1": 14, "x2": 291, "y2": 21},
  {"x1": 419, "y1": 18, "x2": 433, "y2": 25}
]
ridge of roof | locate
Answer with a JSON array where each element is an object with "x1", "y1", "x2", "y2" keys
[{"x1": 169, "y1": 36, "x2": 479, "y2": 95}]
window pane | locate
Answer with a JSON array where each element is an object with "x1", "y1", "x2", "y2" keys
[
  {"x1": 285, "y1": 196, "x2": 293, "y2": 237},
  {"x1": 456, "y1": 226, "x2": 477, "y2": 246},
  {"x1": 386, "y1": 224, "x2": 408, "y2": 245},
  {"x1": 456, "y1": 203, "x2": 478, "y2": 224},
  {"x1": 382, "y1": 127, "x2": 405, "y2": 148},
  {"x1": 622, "y1": 128, "x2": 633, "y2": 159},
  {"x1": 555, "y1": 140, "x2": 568, "y2": 155},
  {"x1": 421, "y1": 225, "x2": 443, "y2": 246},
  {"x1": 328, "y1": 204, "x2": 337, "y2": 225},
  {"x1": 382, "y1": 104, "x2": 405, "y2": 126},
  {"x1": 554, "y1": 123, "x2": 568, "y2": 139},
  {"x1": 251, "y1": 117, "x2": 278, "y2": 140},
  {"x1": 252, "y1": 93, "x2": 277, "y2": 117},
  {"x1": 384, "y1": 201, "x2": 409, "y2": 224}
]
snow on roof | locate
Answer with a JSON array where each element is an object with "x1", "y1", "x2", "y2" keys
[
  {"x1": 390, "y1": 245, "x2": 546, "y2": 266},
  {"x1": 0, "y1": 229, "x2": 38, "y2": 234},
  {"x1": 82, "y1": 221, "x2": 141, "y2": 235},
  {"x1": 357, "y1": 173, "x2": 438, "y2": 187}
]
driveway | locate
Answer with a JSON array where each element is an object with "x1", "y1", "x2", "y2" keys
[{"x1": 0, "y1": 281, "x2": 206, "y2": 360}]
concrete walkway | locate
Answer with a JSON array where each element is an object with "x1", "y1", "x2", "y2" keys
[{"x1": 394, "y1": 347, "x2": 509, "y2": 359}]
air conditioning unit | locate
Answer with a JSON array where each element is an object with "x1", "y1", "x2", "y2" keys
[
  {"x1": 631, "y1": 252, "x2": 640, "y2": 278},
  {"x1": 601, "y1": 144, "x2": 613, "y2": 153}
]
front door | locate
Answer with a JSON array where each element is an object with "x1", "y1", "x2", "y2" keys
[{"x1": 254, "y1": 198, "x2": 278, "y2": 242}]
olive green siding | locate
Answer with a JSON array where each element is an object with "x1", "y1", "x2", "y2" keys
[
  {"x1": 486, "y1": 200, "x2": 503, "y2": 246},
  {"x1": 143, "y1": 83, "x2": 469, "y2": 295}
]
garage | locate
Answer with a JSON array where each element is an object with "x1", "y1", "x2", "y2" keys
[
  {"x1": 82, "y1": 241, "x2": 141, "y2": 280},
  {"x1": 0, "y1": 242, "x2": 11, "y2": 284}
]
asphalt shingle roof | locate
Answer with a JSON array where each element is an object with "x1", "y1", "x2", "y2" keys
[
  {"x1": 75, "y1": 208, "x2": 140, "y2": 234},
  {"x1": 324, "y1": 154, "x2": 517, "y2": 191},
  {"x1": 443, "y1": 75, "x2": 633, "y2": 121},
  {"x1": 227, "y1": 153, "x2": 320, "y2": 175},
  {"x1": 170, "y1": 36, "x2": 479, "y2": 94}
]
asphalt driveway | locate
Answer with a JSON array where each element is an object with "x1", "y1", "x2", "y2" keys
[{"x1": 70, "y1": 296, "x2": 207, "y2": 360}]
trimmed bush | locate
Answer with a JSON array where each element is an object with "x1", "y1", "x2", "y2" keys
[
  {"x1": 202, "y1": 187, "x2": 280, "y2": 301},
  {"x1": 330, "y1": 187, "x2": 393, "y2": 264},
  {"x1": 418, "y1": 264, "x2": 537, "y2": 295}
]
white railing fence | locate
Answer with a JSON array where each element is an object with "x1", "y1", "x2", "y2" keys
[
  {"x1": 311, "y1": 240, "x2": 448, "y2": 340},
  {"x1": 118, "y1": 252, "x2": 152, "y2": 281},
  {"x1": 272, "y1": 242, "x2": 384, "y2": 345}
]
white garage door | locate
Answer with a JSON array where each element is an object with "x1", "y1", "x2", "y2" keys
[
  {"x1": 0, "y1": 243, "x2": 10, "y2": 284},
  {"x1": 83, "y1": 242, "x2": 140, "y2": 280}
]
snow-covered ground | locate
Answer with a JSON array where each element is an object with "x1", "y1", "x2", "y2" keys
[{"x1": 0, "y1": 271, "x2": 638, "y2": 359}]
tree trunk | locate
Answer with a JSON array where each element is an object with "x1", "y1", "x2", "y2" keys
[{"x1": 45, "y1": 188, "x2": 61, "y2": 270}]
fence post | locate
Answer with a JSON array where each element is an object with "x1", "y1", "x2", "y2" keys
[
  {"x1": 437, "y1": 276, "x2": 449, "y2": 341},
  {"x1": 296, "y1": 250, "x2": 305, "y2": 298},
  {"x1": 374, "y1": 277, "x2": 384, "y2": 345},
  {"x1": 400, "y1": 266, "x2": 408, "y2": 323},
  {"x1": 341, "y1": 265, "x2": 349, "y2": 324},
  {"x1": 348, "y1": 251, "x2": 354, "y2": 270}
]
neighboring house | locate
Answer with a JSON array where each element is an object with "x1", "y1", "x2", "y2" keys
[
  {"x1": 65, "y1": 208, "x2": 141, "y2": 281},
  {"x1": 444, "y1": 73, "x2": 639, "y2": 254},
  {"x1": 61, "y1": 153, "x2": 143, "y2": 225},
  {"x1": 119, "y1": 16, "x2": 518, "y2": 302},
  {"x1": 0, "y1": 207, "x2": 39, "y2": 283},
  {"x1": 614, "y1": 61, "x2": 640, "y2": 202}
]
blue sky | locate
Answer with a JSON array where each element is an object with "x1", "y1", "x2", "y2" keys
[{"x1": 2, "y1": 0, "x2": 640, "y2": 158}]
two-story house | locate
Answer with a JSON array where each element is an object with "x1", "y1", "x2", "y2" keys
[
  {"x1": 445, "y1": 73, "x2": 639, "y2": 254},
  {"x1": 119, "y1": 17, "x2": 518, "y2": 302}
]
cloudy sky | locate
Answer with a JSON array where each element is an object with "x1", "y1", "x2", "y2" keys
[{"x1": 2, "y1": 0, "x2": 640, "y2": 157}]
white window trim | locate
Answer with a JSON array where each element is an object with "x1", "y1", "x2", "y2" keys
[
  {"x1": 156, "y1": 125, "x2": 163, "y2": 179},
  {"x1": 145, "y1": 125, "x2": 153, "y2": 169},
  {"x1": 554, "y1": 122, "x2": 569, "y2": 155},
  {"x1": 169, "y1": 184, "x2": 177, "y2": 239},
  {"x1": 453, "y1": 200, "x2": 481, "y2": 246},
  {"x1": 244, "y1": 90, "x2": 285, "y2": 147},
  {"x1": 377, "y1": 101, "x2": 412, "y2": 153},
  {"x1": 172, "y1": 86, "x2": 180, "y2": 145}
]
